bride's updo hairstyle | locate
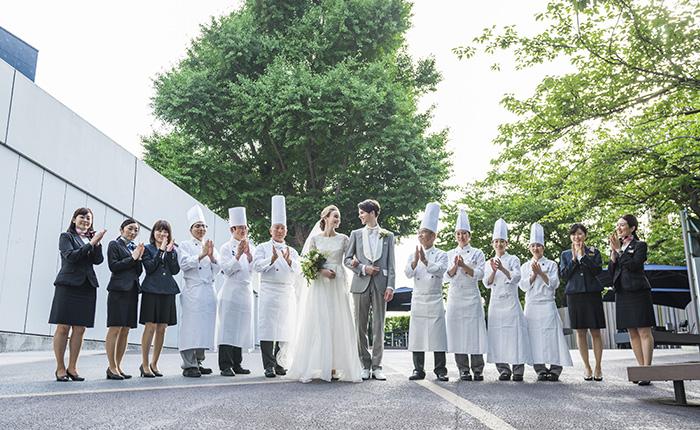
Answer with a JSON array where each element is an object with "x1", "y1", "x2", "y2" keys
[{"x1": 319, "y1": 205, "x2": 340, "y2": 230}]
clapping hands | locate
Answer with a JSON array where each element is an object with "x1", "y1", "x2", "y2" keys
[
  {"x1": 131, "y1": 243, "x2": 145, "y2": 260},
  {"x1": 90, "y1": 229, "x2": 107, "y2": 246}
]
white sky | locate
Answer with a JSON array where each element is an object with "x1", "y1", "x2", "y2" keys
[
  {"x1": 0, "y1": 0, "x2": 567, "y2": 188},
  {"x1": 1, "y1": 1, "x2": 569, "y2": 291}
]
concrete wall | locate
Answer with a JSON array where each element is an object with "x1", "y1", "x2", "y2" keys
[{"x1": 0, "y1": 58, "x2": 229, "y2": 349}]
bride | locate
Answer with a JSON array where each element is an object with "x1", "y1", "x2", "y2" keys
[{"x1": 285, "y1": 205, "x2": 363, "y2": 383}]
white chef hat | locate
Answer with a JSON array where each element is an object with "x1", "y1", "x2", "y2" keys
[
  {"x1": 419, "y1": 202, "x2": 440, "y2": 233},
  {"x1": 228, "y1": 207, "x2": 247, "y2": 227},
  {"x1": 271, "y1": 195, "x2": 286, "y2": 227},
  {"x1": 529, "y1": 222, "x2": 545, "y2": 246},
  {"x1": 455, "y1": 208, "x2": 471, "y2": 233},
  {"x1": 492, "y1": 218, "x2": 508, "y2": 241},
  {"x1": 187, "y1": 205, "x2": 206, "y2": 228}
]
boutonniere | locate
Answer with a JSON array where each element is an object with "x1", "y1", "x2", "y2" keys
[{"x1": 379, "y1": 229, "x2": 390, "y2": 239}]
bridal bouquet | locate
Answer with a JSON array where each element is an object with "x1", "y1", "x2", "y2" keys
[{"x1": 301, "y1": 249, "x2": 327, "y2": 284}]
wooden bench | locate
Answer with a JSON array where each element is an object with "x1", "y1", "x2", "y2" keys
[{"x1": 627, "y1": 362, "x2": 700, "y2": 405}]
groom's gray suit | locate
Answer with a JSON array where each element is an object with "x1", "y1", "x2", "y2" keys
[{"x1": 344, "y1": 227, "x2": 396, "y2": 371}]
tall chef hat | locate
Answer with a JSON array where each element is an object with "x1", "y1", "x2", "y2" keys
[
  {"x1": 228, "y1": 207, "x2": 247, "y2": 227},
  {"x1": 492, "y1": 218, "x2": 508, "y2": 241},
  {"x1": 271, "y1": 195, "x2": 286, "y2": 227},
  {"x1": 187, "y1": 205, "x2": 206, "y2": 229}
]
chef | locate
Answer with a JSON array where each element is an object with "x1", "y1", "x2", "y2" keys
[
  {"x1": 520, "y1": 222, "x2": 573, "y2": 381},
  {"x1": 178, "y1": 205, "x2": 220, "y2": 377},
  {"x1": 405, "y1": 202, "x2": 449, "y2": 382},
  {"x1": 483, "y1": 218, "x2": 532, "y2": 382},
  {"x1": 253, "y1": 195, "x2": 301, "y2": 378},
  {"x1": 444, "y1": 208, "x2": 487, "y2": 382},
  {"x1": 217, "y1": 207, "x2": 257, "y2": 377}
]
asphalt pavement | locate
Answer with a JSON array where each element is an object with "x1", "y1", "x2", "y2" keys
[{"x1": 0, "y1": 347, "x2": 699, "y2": 429}]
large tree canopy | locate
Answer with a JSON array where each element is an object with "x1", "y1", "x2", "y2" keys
[
  {"x1": 144, "y1": 0, "x2": 451, "y2": 247},
  {"x1": 450, "y1": 0, "x2": 699, "y2": 266}
]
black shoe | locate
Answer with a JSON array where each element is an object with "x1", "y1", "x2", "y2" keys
[
  {"x1": 593, "y1": 375, "x2": 603, "y2": 382},
  {"x1": 183, "y1": 367, "x2": 202, "y2": 378},
  {"x1": 638, "y1": 380, "x2": 651, "y2": 386},
  {"x1": 55, "y1": 371, "x2": 69, "y2": 382},
  {"x1": 120, "y1": 371, "x2": 132, "y2": 379},
  {"x1": 473, "y1": 373, "x2": 484, "y2": 381},
  {"x1": 66, "y1": 370, "x2": 85, "y2": 381},
  {"x1": 198, "y1": 366, "x2": 213, "y2": 375},
  {"x1": 435, "y1": 373, "x2": 449, "y2": 382},
  {"x1": 460, "y1": 371, "x2": 472, "y2": 381},
  {"x1": 275, "y1": 367, "x2": 287, "y2": 376},
  {"x1": 537, "y1": 373, "x2": 548, "y2": 382},
  {"x1": 106, "y1": 368, "x2": 124, "y2": 380},
  {"x1": 232, "y1": 366, "x2": 251, "y2": 375},
  {"x1": 220, "y1": 368, "x2": 236, "y2": 377},
  {"x1": 264, "y1": 368, "x2": 276, "y2": 378},
  {"x1": 150, "y1": 364, "x2": 163, "y2": 377},
  {"x1": 498, "y1": 373, "x2": 511, "y2": 381},
  {"x1": 512, "y1": 374, "x2": 524, "y2": 382},
  {"x1": 408, "y1": 370, "x2": 426, "y2": 381},
  {"x1": 140, "y1": 364, "x2": 156, "y2": 378},
  {"x1": 548, "y1": 373, "x2": 560, "y2": 382}
]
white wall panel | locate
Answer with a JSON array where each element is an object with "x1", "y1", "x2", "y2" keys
[
  {"x1": 132, "y1": 160, "x2": 199, "y2": 244},
  {"x1": 0, "y1": 60, "x2": 13, "y2": 144},
  {"x1": 25, "y1": 172, "x2": 66, "y2": 336},
  {"x1": 0, "y1": 146, "x2": 19, "y2": 292},
  {"x1": 0, "y1": 158, "x2": 42, "y2": 331},
  {"x1": 5, "y1": 73, "x2": 136, "y2": 213}
]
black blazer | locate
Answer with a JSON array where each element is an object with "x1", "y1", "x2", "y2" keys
[
  {"x1": 559, "y1": 247, "x2": 603, "y2": 294},
  {"x1": 54, "y1": 232, "x2": 104, "y2": 288},
  {"x1": 608, "y1": 238, "x2": 652, "y2": 292},
  {"x1": 106, "y1": 238, "x2": 143, "y2": 292},
  {"x1": 140, "y1": 244, "x2": 180, "y2": 295}
]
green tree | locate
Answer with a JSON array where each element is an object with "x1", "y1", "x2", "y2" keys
[
  {"x1": 143, "y1": 0, "x2": 451, "y2": 247},
  {"x1": 451, "y1": 0, "x2": 699, "y2": 266}
]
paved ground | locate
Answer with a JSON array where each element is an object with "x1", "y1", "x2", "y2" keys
[{"x1": 0, "y1": 347, "x2": 699, "y2": 429}]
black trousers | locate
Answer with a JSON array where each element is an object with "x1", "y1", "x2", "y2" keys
[
  {"x1": 413, "y1": 351, "x2": 447, "y2": 375},
  {"x1": 260, "y1": 340, "x2": 283, "y2": 371},
  {"x1": 218, "y1": 344, "x2": 243, "y2": 371}
]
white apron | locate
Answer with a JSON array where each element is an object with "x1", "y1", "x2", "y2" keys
[
  {"x1": 253, "y1": 240, "x2": 300, "y2": 342},
  {"x1": 405, "y1": 247, "x2": 448, "y2": 352},
  {"x1": 520, "y1": 257, "x2": 573, "y2": 366},
  {"x1": 444, "y1": 246, "x2": 488, "y2": 354},
  {"x1": 177, "y1": 239, "x2": 220, "y2": 351},
  {"x1": 483, "y1": 253, "x2": 532, "y2": 364},
  {"x1": 216, "y1": 238, "x2": 256, "y2": 350}
]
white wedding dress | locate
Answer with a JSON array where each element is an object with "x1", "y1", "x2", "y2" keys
[{"x1": 286, "y1": 233, "x2": 363, "y2": 383}]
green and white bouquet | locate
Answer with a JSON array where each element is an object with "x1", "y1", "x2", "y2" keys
[{"x1": 301, "y1": 248, "x2": 327, "y2": 284}]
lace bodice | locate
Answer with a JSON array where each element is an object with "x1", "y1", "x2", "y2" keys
[{"x1": 310, "y1": 234, "x2": 349, "y2": 265}]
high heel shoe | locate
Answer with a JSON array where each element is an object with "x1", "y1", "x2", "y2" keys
[
  {"x1": 55, "y1": 371, "x2": 69, "y2": 382},
  {"x1": 66, "y1": 370, "x2": 85, "y2": 381},
  {"x1": 140, "y1": 364, "x2": 156, "y2": 378},
  {"x1": 106, "y1": 368, "x2": 125, "y2": 380},
  {"x1": 150, "y1": 364, "x2": 163, "y2": 377}
]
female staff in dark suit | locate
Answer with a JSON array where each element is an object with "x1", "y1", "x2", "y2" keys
[
  {"x1": 139, "y1": 220, "x2": 180, "y2": 377},
  {"x1": 49, "y1": 207, "x2": 106, "y2": 381},
  {"x1": 105, "y1": 218, "x2": 144, "y2": 380},
  {"x1": 608, "y1": 214, "x2": 655, "y2": 384},
  {"x1": 559, "y1": 223, "x2": 605, "y2": 381}
]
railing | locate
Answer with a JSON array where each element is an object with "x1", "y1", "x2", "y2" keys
[{"x1": 384, "y1": 330, "x2": 408, "y2": 349}]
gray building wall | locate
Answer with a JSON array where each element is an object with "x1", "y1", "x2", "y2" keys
[{"x1": 0, "y1": 58, "x2": 230, "y2": 349}]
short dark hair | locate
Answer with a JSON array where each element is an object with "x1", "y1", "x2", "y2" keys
[
  {"x1": 120, "y1": 218, "x2": 138, "y2": 231},
  {"x1": 358, "y1": 199, "x2": 381, "y2": 217},
  {"x1": 621, "y1": 214, "x2": 640, "y2": 239},
  {"x1": 569, "y1": 223, "x2": 587, "y2": 236},
  {"x1": 67, "y1": 207, "x2": 95, "y2": 235},
  {"x1": 149, "y1": 220, "x2": 173, "y2": 246}
]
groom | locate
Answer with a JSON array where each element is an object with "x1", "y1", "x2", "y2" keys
[{"x1": 344, "y1": 199, "x2": 396, "y2": 380}]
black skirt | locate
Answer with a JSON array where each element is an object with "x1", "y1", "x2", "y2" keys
[
  {"x1": 139, "y1": 292, "x2": 177, "y2": 326},
  {"x1": 49, "y1": 282, "x2": 97, "y2": 327},
  {"x1": 107, "y1": 288, "x2": 139, "y2": 328},
  {"x1": 616, "y1": 289, "x2": 656, "y2": 329},
  {"x1": 567, "y1": 292, "x2": 606, "y2": 330}
]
